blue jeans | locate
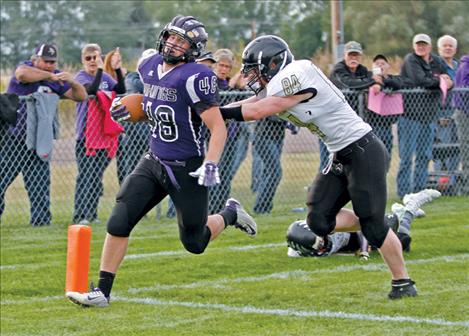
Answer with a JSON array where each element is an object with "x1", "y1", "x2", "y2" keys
[
  {"x1": 319, "y1": 140, "x2": 329, "y2": 172},
  {"x1": 0, "y1": 136, "x2": 51, "y2": 225},
  {"x1": 73, "y1": 139, "x2": 111, "y2": 222},
  {"x1": 251, "y1": 120, "x2": 285, "y2": 213},
  {"x1": 432, "y1": 119, "x2": 460, "y2": 172},
  {"x1": 373, "y1": 124, "x2": 393, "y2": 159},
  {"x1": 208, "y1": 122, "x2": 250, "y2": 214},
  {"x1": 397, "y1": 116, "x2": 434, "y2": 197}
]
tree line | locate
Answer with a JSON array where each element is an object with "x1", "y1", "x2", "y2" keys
[{"x1": 0, "y1": 0, "x2": 467, "y2": 71}]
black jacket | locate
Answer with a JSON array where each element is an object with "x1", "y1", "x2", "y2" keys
[
  {"x1": 400, "y1": 52, "x2": 447, "y2": 122},
  {"x1": 330, "y1": 61, "x2": 376, "y2": 113}
]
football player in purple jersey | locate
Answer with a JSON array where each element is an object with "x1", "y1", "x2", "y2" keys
[{"x1": 66, "y1": 15, "x2": 257, "y2": 308}]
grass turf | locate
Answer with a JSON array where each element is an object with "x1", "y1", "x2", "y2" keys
[{"x1": 1, "y1": 196, "x2": 468, "y2": 335}]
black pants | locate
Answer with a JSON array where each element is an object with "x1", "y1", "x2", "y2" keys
[
  {"x1": 307, "y1": 132, "x2": 390, "y2": 248},
  {"x1": 107, "y1": 153, "x2": 212, "y2": 254}
]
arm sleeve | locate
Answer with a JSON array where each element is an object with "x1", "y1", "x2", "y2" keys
[
  {"x1": 383, "y1": 75, "x2": 404, "y2": 90},
  {"x1": 113, "y1": 68, "x2": 126, "y2": 94},
  {"x1": 85, "y1": 68, "x2": 103, "y2": 95}
]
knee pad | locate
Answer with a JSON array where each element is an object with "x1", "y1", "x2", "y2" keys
[
  {"x1": 107, "y1": 202, "x2": 132, "y2": 237},
  {"x1": 180, "y1": 227, "x2": 210, "y2": 255},
  {"x1": 360, "y1": 218, "x2": 389, "y2": 248},
  {"x1": 307, "y1": 210, "x2": 335, "y2": 237}
]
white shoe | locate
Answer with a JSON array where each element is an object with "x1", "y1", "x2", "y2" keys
[
  {"x1": 391, "y1": 203, "x2": 425, "y2": 222},
  {"x1": 287, "y1": 247, "x2": 301, "y2": 257},
  {"x1": 403, "y1": 189, "x2": 441, "y2": 216},
  {"x1": 66, "y1": 288, "x2": 109, "y2": 308},
  {"x1": 225, "y1": 198, "x2": 257, "y2": 236}
]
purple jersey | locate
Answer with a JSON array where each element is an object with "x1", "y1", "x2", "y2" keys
[
  {"x1": 74, "y1": 70, "x2": 117, "y2": 140},
  {"x1": 6, "y1": 60, "x2": 71, "y2": 135},
  {"x1": 138, "y1": 54, "x2": 219, "y2": 160}
]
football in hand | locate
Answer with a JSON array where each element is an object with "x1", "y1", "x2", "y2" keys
[{"x1": 120, "y1": 94, "x2": 147, "y2": 122}]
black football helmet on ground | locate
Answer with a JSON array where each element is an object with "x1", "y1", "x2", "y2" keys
[
  {"x1": 286, "y1": 220, "x2": 331, "y2": 257},
  {"x1": 241, "y1": 35, "x2": 293, "y2": 94},
  {"x1": 157, "y1": 15, "x2": 208, "y2": 64}
]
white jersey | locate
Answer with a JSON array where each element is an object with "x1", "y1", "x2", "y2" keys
[{"x1": 263, "y1": 60, "x2": 372, "y2": 152}]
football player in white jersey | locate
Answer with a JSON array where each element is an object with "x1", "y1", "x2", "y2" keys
[{"x1": 219, "y1": 35, "x2": 416, "y2": 299}]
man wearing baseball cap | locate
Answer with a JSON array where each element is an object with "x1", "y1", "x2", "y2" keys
[
  {"x1": 328, "y1": 41, "x2": 381, "y2": 171},
  {"x1": 1, "y1": 43, "x2": 86, "y2": 226},
  {"x1": 397, "y1": 34, "x2": 453, "y2": 198}
]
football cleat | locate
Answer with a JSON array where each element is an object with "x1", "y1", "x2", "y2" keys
[
  {"x1": 402, "y1": 189, "x2": 441, "y2": 216},
  {"x1": 66, "y1": 287, "x2": 109, "y2": 308},
  {"x1": 225, "y1": 198, "x2": 257, "y2": 236},
  {"x1": 388, "y1": 279, "x2": 418, "y2": 299},
  {"x1": 391, "y1": 203, "x2": 425, "y2": 222}
]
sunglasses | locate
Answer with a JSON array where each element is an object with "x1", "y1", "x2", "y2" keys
[{"x1": 84, "y1": 55, "x2": 98, "y2": 62}]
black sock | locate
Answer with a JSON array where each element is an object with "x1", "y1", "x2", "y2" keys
[
  {"x1": 98, "y1": 270, "x2": 115, "y2": 298},
  {"x1": 219, "y1": 208, "x2": 237, "y2": 227}
]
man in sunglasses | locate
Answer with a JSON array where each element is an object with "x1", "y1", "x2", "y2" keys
[{"x1": 1, "y1": 43, "x2": 86, "y2": 227}]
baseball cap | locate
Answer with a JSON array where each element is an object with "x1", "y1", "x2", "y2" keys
[
  {"x1": 35, "y1": 43, "x2": 58, "y2": 61},
  {"x1": 413, "y1": 33, "x2": 431, "y2": 45},
  {"x1": 197, "y1": 51, "x2": 216, "y2": 63},
  {"x1": 373, "y1": 54, "x2": 388, "y2": 63},
  {"x1": 344, "y1": 41, "x2": 363, "y2": 54}
]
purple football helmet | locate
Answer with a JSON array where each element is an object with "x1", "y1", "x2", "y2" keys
[{"x1": 157, "y1": 15, "x2": 208, "y2": 64}]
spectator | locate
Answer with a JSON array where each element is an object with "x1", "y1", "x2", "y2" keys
[
  {"x1": 397, "y1": 33, "x2": 453, "y2": 197},
  {"x1": 368, "y1": 54, "x2": 405, "y2": 160},
  {"x1": 328, "y1": 41, "x2": 378, "y2": 170},
  {"x1": 72, "y1": 43, "x2": 126, "y2": 224},
  {"x1": 119, "y1": 48, "x2": 155, "y2": 181},
  {"x1": 433, "y1": 35, "x2": 460, "y2": 175},
  {"x1": 0, "y1": 43, "x2": 86, "y2": 226},
  {"x1": 196, "y1": 51, "x2": 216, "y2": 70},
  {"x1": 452, "y1": 54, "x2": 469, "y2": 194},
  {"x1": 250, "y1": 115, "x2": 286, "y2": 214},
  {"x1": 208, "y1": 48, "x2": 249, "y2": 213}
]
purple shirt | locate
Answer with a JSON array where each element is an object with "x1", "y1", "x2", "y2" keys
[
  {"x1": 74, "y1": 70, "x2": 117, "y2": 140},
  {"x1": 6, "y1": 60, "x2": 71, "y2": 136},
  {"x1": 138, "y1": 54, "x2": 219, "y2": 160},
  {"x1": 452, "y1": 54, "x2": 469, "y2": 113}
]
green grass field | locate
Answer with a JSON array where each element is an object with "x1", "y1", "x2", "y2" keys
[{"x1": 1, "y1": 196, "x2": 468, "y2": 336}]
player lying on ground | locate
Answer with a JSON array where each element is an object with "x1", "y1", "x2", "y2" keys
[{"x1": 286, "y1": 189, "x2": 440, "y2": 258}]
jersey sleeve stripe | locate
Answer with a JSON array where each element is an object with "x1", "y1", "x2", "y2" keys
[{"x1": 186, "y1": 74, "x2": 200, "y2": 104}]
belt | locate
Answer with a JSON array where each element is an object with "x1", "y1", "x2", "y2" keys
[
  {"x1": 322, "y1": 132, "x2": 376, "y2": 175},
  {"x1": 337, "y1": 132, "x2": 376, "y2": 156},
  {"x1": 146, "y1": 153, "x2": 186, "y2": 190}
]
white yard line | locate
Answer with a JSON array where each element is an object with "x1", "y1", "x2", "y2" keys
[
  {"x1": 1, "y1": 295, "x2": 467, "y2": 328},
  {"x1": 115, "y1": 297, "x2": 469, "y2": 327},
  {"x1": 127, "y1": 254, "x2": 469, "y2": 293}
]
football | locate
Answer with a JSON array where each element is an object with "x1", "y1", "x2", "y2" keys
[{"x1": 120, "y1": 94, "x2": 147, "y2": 122}]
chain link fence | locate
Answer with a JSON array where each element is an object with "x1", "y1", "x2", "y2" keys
[{"x1": 1, "y1": 88, "x2": 468, "y2": 225}]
